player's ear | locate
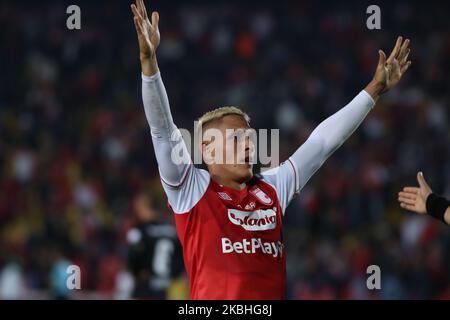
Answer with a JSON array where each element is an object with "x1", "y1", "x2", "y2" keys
[
  {"x1": 202, "y1": 140, "x2": 217, "y2": 166},
  {"x1": 200, "y1": 141, "x2": 209, "y2": 163},
  {"x1": 199, "y1": 141, "x2": 206, "y2": 155}
]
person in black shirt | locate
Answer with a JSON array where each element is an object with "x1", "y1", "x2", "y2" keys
[{"x1": 127, "y1": 190, "x2": 184, "y2": 299}]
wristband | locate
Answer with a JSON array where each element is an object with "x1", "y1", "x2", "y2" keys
[{"x1": 426, "y1": 193, "x2": 449, "y2": 224}]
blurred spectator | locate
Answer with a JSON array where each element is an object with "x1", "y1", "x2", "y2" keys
[
  {"x1": 126, "y1": 190, "x2": 184, "y2": 299},
  {"x1": 0, "y1": 258, "x2": 25, "y2": 299},
  {"x1": 48, "y1": 245, "x2": 72, "y2": 299}
]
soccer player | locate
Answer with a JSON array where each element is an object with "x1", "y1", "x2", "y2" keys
[
  {"x1": 398, "y1": 172, "x2": 450, "y2": 225},
  {"x1": 131, "y1": 0, "x2": 411, "y2": 299},
  {"x1": 127, "y1": 190, "x2": 184, "y2": 299}
]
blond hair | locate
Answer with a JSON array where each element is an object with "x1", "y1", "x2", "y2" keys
[{"x1": 196, "y1": 106, "x2": 250, "y2": 137}]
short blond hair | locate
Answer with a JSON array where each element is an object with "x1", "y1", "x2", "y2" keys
[{"x1": 197, "y1": 106, "x2": 250, "y2": 136}]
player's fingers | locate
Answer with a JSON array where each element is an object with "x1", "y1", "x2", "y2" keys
[
  {"x1": 400, "y1": 202, "x2": 416, "y2": 211},
  {"x1": 400, "y1": 48, "x2": 410, "y2": 64},
  {"x1": 394, "y1": 37, "x2": 405, "y2": 59},
  {"x1": 134, "y1": 0, "x2": 141, "y2": 15},
  {"x1": 133, "y1": 17, "x2": 143, "y2": 35},
  {"x1": 398, "y1": 38, "x2": 410, "y2": 61},
  {"x1": 400, "y1": 61, "x2": 411, "y2": 74},
  {"x1": 131, "y1": 3, "x2": 137, "y2": 16},
  {"x1": 377, "y1": 50, "x2": 386, "y2": 67},
  {"x1": 152, "y1": 11, "x2": 159, "y2": 30},
  {"x1": 135, "y1": 0, "x2": 142, "y2": 13},
  {"x1": 132, "y1": 17, "x2": 139, "y2": 34},
  {"x1": 387, "y1": 36, "x2": 403, "y2": 63},
  {"x1": 398, "y1": 191, "x2": 417, "y2": 200},
  {"x1": 131, "y1": 4, "x2": 143, "y2": 20},
  {"x1": 139, "y1": 0, "x2": 148, "y2": 20},
  {"x1": 399, "y1": 196, "x2": 416, "y2": 206},
  {"x1": 403, "y1": 187, "x2": 419, "y2": 194},
  {"x1": 417, "y1": 171, "x2": 431, "y2": 190}
]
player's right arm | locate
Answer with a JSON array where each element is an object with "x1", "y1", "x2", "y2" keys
[
  {"x1": 131, "y1": 0, "x2": 190, "y2": 186},
  {"x1": 131, "y1": 0, "x2": 209, "y2": 214},
  {"x1": 398, "y1": 172, "x2": 450, "y2": 225}
]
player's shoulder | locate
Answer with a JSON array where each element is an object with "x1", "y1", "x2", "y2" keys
[
  {"x1": 257, "y1": 165, "x2": 281, "y2": 188},
  {"x1": 249, "y1": 173, "x2": 277, "y2": 195},
  {"x1": 166, "y1": 166, "x2": 212, "y2": 214},
  {"x1": 193, "y1": 167, "x2": 210, "y2": 184},
  {"x1": 259, "y1": 160, "x2": 297, "y2": 182}
]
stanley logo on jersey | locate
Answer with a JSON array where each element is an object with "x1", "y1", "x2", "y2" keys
[{"x1": 228, "y1": 208, "x2": 276, "y2": 231}]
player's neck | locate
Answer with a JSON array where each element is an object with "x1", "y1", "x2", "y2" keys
[{"x1": 210, "y1": 173, "x2": 247, "y2": 191}]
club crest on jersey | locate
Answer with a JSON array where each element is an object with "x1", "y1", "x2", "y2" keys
[
  {"x1": 250, "y1": 187, "x2": 273, "y2": 205},
  {"x1": 228, "y1": 208, "x2": 276, "y2": 231},
  {"x1": 218, "y1": 192, "x2": 232, "y2": 201}
]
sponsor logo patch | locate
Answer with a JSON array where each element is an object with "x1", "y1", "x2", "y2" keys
[
  {"x1": 221, "y1": 237, "x2": 283, "y2": 258},
  {"x1": 228, "y1": 208, "x2": 276, "y2": 231}
]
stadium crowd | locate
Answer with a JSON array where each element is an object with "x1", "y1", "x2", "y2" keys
[{"x1": 0, "y1": 0, "x2": 449, "y2": 299}]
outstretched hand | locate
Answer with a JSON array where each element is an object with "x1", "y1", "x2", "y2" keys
[
  {"x1": 398, "y1": 172, "x2": 432, "y2": 215},
  {"x1": 131, "y1": 0, "x2": 160, "y2": 75},
  {"x1": 365, "y1": 36, "x2": 411, "y2": 99}
]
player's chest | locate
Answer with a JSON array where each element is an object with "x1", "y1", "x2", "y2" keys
[{"x1": 200, "y1": 182, "x2": 283, "y2": 236}]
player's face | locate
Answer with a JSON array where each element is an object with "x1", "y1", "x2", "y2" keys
[{"x1": 202, "y1": 115, "x2": 255, "y2": 184}]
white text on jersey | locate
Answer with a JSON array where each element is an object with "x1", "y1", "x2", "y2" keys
[
  {"x1": 227, "y1": 208, "x2": 276, "y2": 231},
  {"x1": 221, "y1": 237, "x2": 283, "y2": 258}
]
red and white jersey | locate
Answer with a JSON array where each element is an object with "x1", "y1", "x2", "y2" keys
[
  {"x1": 143, "y1": 72, "x2": 375, "y2": 299},
  {"x1": 162, "y1": 159, "x2": 300, "y2": 300}
]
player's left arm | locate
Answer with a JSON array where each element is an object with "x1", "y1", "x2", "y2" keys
[
  {"x1": 263, "y1": 37, "x2": 411, "y2": 212},
  {"x1": 295, "y1": 36, "x2": 411, "y2": 185}
]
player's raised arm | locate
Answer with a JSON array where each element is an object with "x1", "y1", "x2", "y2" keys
[
  {"x1": 294, "y1": 37, "x2": 411, "y2": 184},
  {"x1": 131, "y1": 0, "x2": 160, "y2": 76},
  {"x1": 262, "y1": 37, "x2": 412, "y2": 212},
  {"x1": 131, "y1": 0, "x2": 191, "y2": 187},
  {"x1": 398, "y1": 172, "x2": 450, "y2": 225}
]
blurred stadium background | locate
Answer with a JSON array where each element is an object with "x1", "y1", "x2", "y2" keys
[{"x1": 0, "y1": 0, "x2": 449, "y2": 299}]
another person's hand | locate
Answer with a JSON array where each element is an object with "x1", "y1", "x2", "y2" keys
[{"x1": 398, "y1": 171, "x2": 432, "y2": 214}]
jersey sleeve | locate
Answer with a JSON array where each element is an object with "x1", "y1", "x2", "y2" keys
[
  {"x1": 262, "y1": 90, "x2": 375, "y2": 215},
  {"x1": 260, "y1": 158, "x2": 300, "y2": 215},
  {"x1": 163, "y1": 167, "x2": 210, "y2": 214},
  {"x1": 141, "y1": 72, "x2": 210, "y2": 214}
]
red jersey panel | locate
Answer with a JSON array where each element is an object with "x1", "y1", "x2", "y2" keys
[{"x1": 170, "y1": 176, "x2": 286, "y2": 300}]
